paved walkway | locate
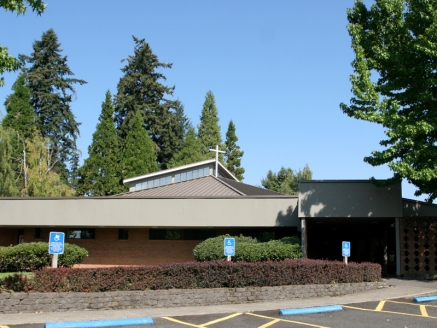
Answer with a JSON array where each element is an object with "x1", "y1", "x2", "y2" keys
[{"x1": 2, "y1": 278, "x2": 437, "y2": 325}]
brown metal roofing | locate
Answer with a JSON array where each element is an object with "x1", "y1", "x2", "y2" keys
[
  {"x1": 217, "y1": 177, "x2": 286, "y2": 196},
  {"x1": 114, "y1": 175, "x2": 243, "y2": 197}
]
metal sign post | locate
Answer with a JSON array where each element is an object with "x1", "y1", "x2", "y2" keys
[
  {"x1": 49, "y1": 232, "x2": 65, "y2": 268},
  {"x1": 342, "y1": 241, "x2": 351, "y2": 265},
  {"x1": 224, "y1": 237, "x2": 235, "y2": 262}
]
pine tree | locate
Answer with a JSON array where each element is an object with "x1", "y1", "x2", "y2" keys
[
  {"x1": 174, "y1": 99, "x2": 190, "y2": 143},
  {"x1": 2, "y1": 72, "x2": 37, "y2": 191},
  {"x1": 122, "y1": 110, "x2": 159, "y2": 180},
  {"x1": 114, "y1": 36, "x2": 181, "y2": 169},
  {"x1": 261, "y1": 165, "x2": 313, "y2": 195},
  {"x1": 0, "y1": 126, "x2": 18, "y2": 196},
  {"x1": 197, "y1": 91, "x2": 223, "y2": 160},
  {"x1": 2, "y1": 72, "x2": 36, "y2": 138},
  {"x1": 168, "y1": 126, "x2": 206, "y2": 168},
  {"x1": 23, "y1": 28, "x2": 87, "y2": 185},
  {"x1": 76, "y1": 91, "x2": 124, "y2": 196},
  {"x1": 224, "y1": 120, "x2": 245, "y2": 180}
]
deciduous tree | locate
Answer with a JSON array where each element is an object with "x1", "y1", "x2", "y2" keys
[
  {"x1": 0, "y1": 126, "x2": 18, "y2": 196},
  {"x1": 340, "y1": 0, "x2": 437, "y2": 201},
  {"x1": 0, "y1": 0, "x2": 46, "y2": 86}
]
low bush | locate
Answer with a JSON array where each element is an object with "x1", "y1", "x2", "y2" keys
[
  {"x1": 0, "y1": 242, "x2": 88, "y2": 272},
  {"x1": 22, "y1": 259, "x2": 381, "y2": 292},
  {"x1": 193, "y1": 234, "x2": 302, "y2": 262}
]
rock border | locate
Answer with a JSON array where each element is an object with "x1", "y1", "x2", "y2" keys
[{"x1": 0, "y1": 281, "x2": 388, "y2": 314}]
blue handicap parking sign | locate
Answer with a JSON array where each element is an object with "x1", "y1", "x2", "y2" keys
[
  {"x1": 224, "y1": 237, "x2": 235, "y2": 256},
  {"x1": 49, "y1": 232, "x2": 65, "y2": 254},
  {"x1": 342, "y1": 241, "x2": 351, "y2": 257}
]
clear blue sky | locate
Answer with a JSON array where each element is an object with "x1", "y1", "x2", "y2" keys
[{"x1": 0, "y1": 0, "x2": 427, "y2": 201}]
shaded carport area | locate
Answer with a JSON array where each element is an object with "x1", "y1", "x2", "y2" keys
[{"x1": 305, "y1": 217, "x2": 396, "y2": 275}]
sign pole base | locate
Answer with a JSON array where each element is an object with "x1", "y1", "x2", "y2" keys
[
  {"x1": 52, "y1": 254, "x2": 58, "y2": 268},
  {"x1": 343, "y1": 256, "x2": 348, "y2": 265},
  {"x1": 227, "y1": 256, "x2": 231, "y2": 262}
]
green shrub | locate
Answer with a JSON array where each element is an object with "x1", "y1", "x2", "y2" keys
[
  {"x1": 193, "y1": 234, "x2": 302, "y2": 262},
  {"x1": 0, "y1": 242, "x2": 88, "y2": 272}
]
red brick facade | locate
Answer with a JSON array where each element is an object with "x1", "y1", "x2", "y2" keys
[{"x1": 0, "y1": 228, "x2": 200, "y2": 266}]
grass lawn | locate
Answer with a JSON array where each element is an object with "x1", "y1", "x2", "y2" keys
[{"x1": 0, "y1": 272, "x2": 34, "y2": 279}]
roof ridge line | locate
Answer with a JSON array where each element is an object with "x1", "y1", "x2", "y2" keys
[{"x1": 211, "y1": 175, "x2": 246, "y2": 196}]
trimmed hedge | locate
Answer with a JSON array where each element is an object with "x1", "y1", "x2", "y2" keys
[
  {"x1": 193, "y1": 234, "x2": 302, "y2": 262},
  {"x1": 0, "y1": 242, "x2": 88, "y2": 272},
  {"x1": 12, "y1": 259, "x2": 381, "y2": 292}
]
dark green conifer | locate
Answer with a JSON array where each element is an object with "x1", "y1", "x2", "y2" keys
[
  {"x1": 168, "y1": 126, "x2": 206, "y2": 168},
  {"x1": 225, "y1": 120, "x2": 245, "y2": 180},
  {"x1": 23, "y1": 28, "x2": 87, "y2": 185},
  {"x1": 76, "y1": 91, "x2": 124, "y2": 196},
  {"x1": 114, "y1": 36, "x2": 181, "y2": 169},
  {"x1": 121, "y1": 110, "x2": 159, "y2": 179},
  {"x1": 0, "y1": 126, "x2": 18, "y2": 196},
  {"x1": 197, "y1": 91, "x2": 223, "y2": 160}
]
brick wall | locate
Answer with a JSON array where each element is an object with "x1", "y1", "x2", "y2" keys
[
  {"x1": 400, "y1": 217, "x2": 437, "y2": 278},
  {"x1": 0, "y1": 228, "x2": 199, "y2": 266},
  {"x1": 0, "y1": 228, "x2": 17, "y2": 246}
]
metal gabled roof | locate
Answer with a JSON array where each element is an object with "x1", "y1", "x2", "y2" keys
[
  {"x1": 217, "y1": 177, "x2": 287, "y2": 196},
  {"x1": 114, "y1": 175, "x2": 244, "y2": 197}
]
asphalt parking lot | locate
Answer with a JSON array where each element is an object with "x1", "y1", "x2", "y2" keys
[{"x1": 153, "y1": 297, "x2": 437, "y2": 327}]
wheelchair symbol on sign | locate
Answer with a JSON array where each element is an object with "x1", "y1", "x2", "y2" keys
[
  {"x1": 54, "y1": 233, "x2": 61, "y2": 241},
  {"x1": 227, "y1": 240, "x2": 232, "y2": 245}
]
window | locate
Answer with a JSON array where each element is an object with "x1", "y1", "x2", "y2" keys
[
  {"x1": 149, "y1": 229, "x2": 181, "y2": 240},
  {"x1": 118, "y1": 229, "x2": 128, "y2": 240},
  {"x1": 181, "y1": 172, "x2": 187, "y2": 181},
  {"x1": 159, "y1": 177, "x2": 166, "y2": 186},
  {"x1": 204, "y1": 167, "x2": 209, "y2": 176},
  {"x1": 34, "y1": 228, "x2": 44, "y2": 239},
  {"x1": 148, "y1": 181, "x2": 154, "y2": 188},
  {"x1": 67, "y1": 229, "x2": 95, "y2": 239},
  {"x1": 135, "y1": 183, "x2": 141, "y2": 191},
  {"x1": 141, "y1": 182, "x2": 147, "y2": 189},
  {"x1": 175, "y1": 174, "x2": 181, "y2": 183},
  {"x1": 184, "y1": 229, "x2": 216, "y2": 240},
  {"x1": 193, "y1": 169, "x2": 198, "y2": 178},
  {"x1": 187, "y1": 171, "x2": 193, "y2": 179},
  {"x1": 153, "y1": 178, "x2": 159, "y2": 187},
  {"x1": 165, "y1": 176, "x2": 172, "y2": 184}
]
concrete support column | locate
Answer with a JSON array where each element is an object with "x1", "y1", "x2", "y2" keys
[
  {"x1": 301, "y1": 218, "x2": 307, "y2": 258},
  {"x1": 395, "y1": 217, "x2": 401, "y2": 276}
]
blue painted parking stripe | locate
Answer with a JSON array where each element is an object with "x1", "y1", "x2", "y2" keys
[
  {"x1": 280, "y1": 305, "x2": 343, "y2": 316},
  {"x1": 44, "y1": 317, "x2": 154, "y2": 328},
  {"x1": 414, "y1": 295, "x2": 437, "y2": 303}
]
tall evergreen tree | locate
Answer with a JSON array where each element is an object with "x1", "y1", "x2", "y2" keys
[
  {"x1": 114, "y1": 36, "x2": 181, "y2": 169},
  {"x1": 261, "y1": 165, "x2": 313, "y2": 195},
  {"x1": 122, "y1": 110, "x2": 159, "y2": 180},
  {"x1": 174, "y1": 100, "x2": 190, "y2": 143},
  {"x1": 168, "y1": 126, "x2": 206, "y2": 168},
  {"x1": 197, "y1": 91, "x2": 223, "y2": 160},
  {"x1": 23, "y1": 28, "x2": 87, "y2": 185},
  {"x1": 0, "y1": 126, "x2": 18, "y2": 196},
  {"x1": 76, "y1": 91, "x2": 124, "y2": 196},
  {"x1": 2, "y1": 72, "x2": 36, "y2": 138},
  {"x1": 224, "y1": 120, "x2": 245, "y2": 180}
]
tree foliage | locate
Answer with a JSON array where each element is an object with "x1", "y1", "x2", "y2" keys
[
  {"x1": 0, "y1": 126, "x2": 18, "y2": 196},
  {"x1": 261, "y1": 164, "x2": 313, "y2": 195},
  {"x1": 22, "y1": 28, "x2": 86, "y2": 185},
  {"x1": 76, "y1": 91, "x2": 124, "y2": 196},
  {"x1": 197, "y1": 91, "x2": 223, "y2": 160},
  {"x1": 340, "y1": 0, "x2": 437, "y2": 201},
  {"x1": 168, "y1": 126, "x2": 206, "y2": 168},
  {"x1": 0, "y1": 0, "x2": 46, "y2": 86},
  {"x1": 114, "y1": 36, "x2": 181, "y2": 169},
  {"x1": 225, "y1": 120, "x2": 244, "y2": 180},
  {"x1": 121, "y1": 110, "x2": 159, "y2": 180}
]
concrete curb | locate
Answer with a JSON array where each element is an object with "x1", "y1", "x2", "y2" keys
[
  {"x1": 279, "y1": 305, "x2": 343, "y2": 316},
  {"x1": 414, "y1": 295, "x2": 437, "y2": 303},
  {"x1": 44, "y1": 317, "x2": 154, "y2": 328}
]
